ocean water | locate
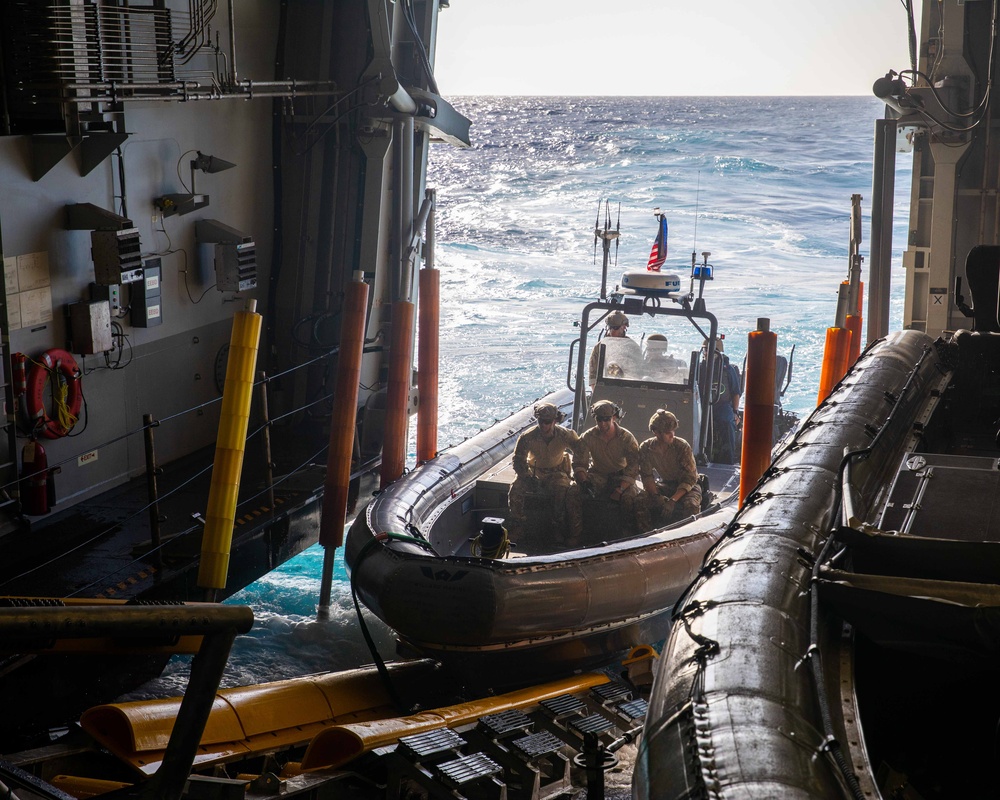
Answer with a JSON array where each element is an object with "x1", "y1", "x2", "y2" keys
[{"x1": 137, "y1": 95, "x2": 912, "y2": 697}]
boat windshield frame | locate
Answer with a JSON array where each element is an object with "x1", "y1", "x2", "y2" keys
[{"x1": 569, "y1": 296, "x2": 719, "y2": 448}]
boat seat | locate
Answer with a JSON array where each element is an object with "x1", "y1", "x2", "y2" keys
[
  {"x1": 946, "y1": 331, "x2": 1000, "y2": 452},
  {"x1": 960, "y1": 245, "x2": 1000, "y2": 332},
  {"x1": 836, "y1": 525, "x2": 1000, "y2": 584},
  {"x1": 817, "y1": 566, "x2": 1000, "y2": 664},
  {"x1": 878, "y1": 451, "x2": 1000, "y2": 541}
]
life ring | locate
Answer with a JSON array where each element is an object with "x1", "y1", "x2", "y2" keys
[{"x1": 26, "y1": 348, "x2": 83, "y2": 439}]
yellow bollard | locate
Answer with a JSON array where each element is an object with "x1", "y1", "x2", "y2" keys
[{"x1": 198, "y1": 300, "x2": 262, "y2": 591}]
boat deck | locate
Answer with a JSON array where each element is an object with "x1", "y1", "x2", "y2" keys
[{"x1": 473, "y1": 456, "x2": 740, "y2": 556}]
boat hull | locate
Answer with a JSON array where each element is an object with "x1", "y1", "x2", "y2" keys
[
  {"x1": 346, "y1": 387, "x2": 738, "y2": 687},
  {"x1": 634, "y1": 329, "x2": 944, "y2": 799}
]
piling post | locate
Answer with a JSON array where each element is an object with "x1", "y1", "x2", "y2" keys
[
  {"x1": 142, "y1": 413, "x2": 162, "y2": 570},
  {"x1": 740, "y1": 319, "x2": 777, "y2": 506}
]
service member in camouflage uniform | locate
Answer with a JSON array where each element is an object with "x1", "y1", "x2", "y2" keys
[
  {"x1": 507, "y1": 403, "x2": 584, "y2": 549},
  {"x1": 639, "y1": 408, "x2": 702, "y2": 524},
  {"x1": 575, "y1": 399, "x2": 649, "y2": 532}
]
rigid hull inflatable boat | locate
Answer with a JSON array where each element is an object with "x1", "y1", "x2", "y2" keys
[
  {"x1": 636, "y1": 0, "x2": 1000, "y2": 795},
  {"x1": 347, "y1": 217, "x2": 796, "y2": 686},
  {"x1": 345, "y1": 386, "x2": 739, "y2": 684},
  {"x1": 636, "y1": 325, "x2": 1000, "y2": 799}
]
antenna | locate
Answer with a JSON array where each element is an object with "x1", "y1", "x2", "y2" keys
[
  {"x1": 691, "y1": 170, "x2": 702, "y2": 260},
  {"x1": 594, "y1": 198, "x2": 620, "y2": 301},
  {"x1": 614, "y1": 202, "x2": 621, "y2": 267},
  {"x1": 593, "y1": 198, "x2": 601, "y2": 263}
]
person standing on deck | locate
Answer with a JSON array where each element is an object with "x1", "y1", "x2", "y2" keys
[
  {"x1": 575, "y1": 400, "x2": 649, "y2": 531},
  {"x1": 507, "y1": 403, "x2": 584, "y2": 549},
  {"x1": 639, "y1": 409, "x2": 702, "y2": 524},
  {"x1": 703, "y1": 337, "x2": 742, "y2": 463}
]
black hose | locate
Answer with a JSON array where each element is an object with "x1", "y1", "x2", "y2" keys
[{"x1": 349, "y1": 531, "x2": 435, "y2": 714}]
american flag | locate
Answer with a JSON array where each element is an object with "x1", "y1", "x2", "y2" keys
[{"x1": 647, "y1": 215, "x2": 668, "y2": 271}]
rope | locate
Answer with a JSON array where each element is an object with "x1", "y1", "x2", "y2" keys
[
  {"x1": 350, "y1": 531, "x2": 436, "y2": 713},
  {"x1": 470, "y1": 527, "x2": 510, "y2": 559},
  {"x1": 52, "y1": 373, "x2": 78, "y2": 433}
]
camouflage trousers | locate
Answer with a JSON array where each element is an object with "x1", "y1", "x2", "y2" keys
[
  {"x1": 645, "y1": 482, "x2": 702, "y2": 526},
  {"x1": 507, "y1": 471, "x2": 583, "y2": 547},
  {"x1": 586, "y1": 472, "x2": 650, "y2": 533}
]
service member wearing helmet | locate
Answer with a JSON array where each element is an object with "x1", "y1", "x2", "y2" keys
[
  {"x1": 639, "y1": 409, "x2": 702, "y2": 524},
  {"x1": 588, "y1": 310, "x2": 641, "y2": 386},
  {"x1": 700, "y1": 336, "x2": 742, "y2": 464},
  {"x1": 575, "y1": 399, "x2": 649, "y2": 532},
  {"x1": 507, "y1": 402, "x2": 585, "y2": 550}
]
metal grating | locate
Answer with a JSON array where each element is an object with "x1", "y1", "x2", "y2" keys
[
  {"x1": 569, "y1": 714, "x2": 615, "y2": 736},
  {"x1": 511, "y1": 730, "x2": 565, "y2": 760},
  {"x1": 397, "y1": 727, "x2": 464, "y2": 760},
  {"x1": 434, "y1": 752, "x2": 503, "y2": 788},
  {"x1": 540, "y1": 694, "x2": 586, "y2": 718},
  {"x1": 477, "y1": 709, "x2": 533, "y2": 738},
  {"x1": 3, "y1": 2, "x2": 174, "y2": 97},
  {"x1": 616, "y1": 698, "x2": 648, "y2": 721},
  {"x1": 591, "y1": 682, "x2": 632, "y2": 704}
]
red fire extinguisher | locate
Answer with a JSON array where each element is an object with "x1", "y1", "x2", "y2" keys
[
  {"x1": 11, "y1": 353, "x2": 26, "y2": 397},
  {"x1": 20, "y1": 438, "x2": 50, "y2": 516}
]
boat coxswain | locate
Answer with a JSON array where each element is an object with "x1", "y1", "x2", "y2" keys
[{"x1": 588, "y1": 310, "x2": 642, "y2": 385}]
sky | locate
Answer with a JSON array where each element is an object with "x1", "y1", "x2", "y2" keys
[{"x1": 434, "y1": 0, "x2": 915, "y2": 96}]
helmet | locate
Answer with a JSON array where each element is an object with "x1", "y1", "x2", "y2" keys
[
  {"x1": 606, "y1": 310, "x2": 629, "y2": 329},
  {"x1": 649, "y1": 408, "x2": 678, "y2": 433},
  {"x1": 645, "y1": 334, "x2": 669, "y2": 359},
  {"x1": 591, "y1": 399, "x2": 621, "y2": 419},
  {"x1": 533, "y1": 403, "x2": 565, "y2": 423}
]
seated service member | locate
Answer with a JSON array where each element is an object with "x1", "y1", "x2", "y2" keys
[
  {"x1": 575, "y1": 400, "x2": 648, "y2": 531},
  {"x1": 639, "y1": 409, "x2": 703, "y2": 524},
  {"x1": 507, "y1": 403, "x2": 584, "y2": 548}
]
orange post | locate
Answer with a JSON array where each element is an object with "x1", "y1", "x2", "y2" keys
[
  {"x1": 739, "y1": 319, "x2": 777, "y2": 506},
  {"x1": 845, "y1": 314, "x2": 862, "y2": 366},
  {"x1": 816, "y1": 326, "x2": 852, "y2": 406},
  {"x1": 416, "y1": 268, "x2": 440, "y2": 464},
  {"x1": 842, "y1": 279, "x2": 865, "y2": 364},
  {"x1": 380, "y1": 300, "x2": 415, "y2": 488},
  {"x1": 320, "y1": 277, "x2": 369, "y2": 549}
]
